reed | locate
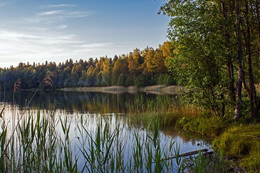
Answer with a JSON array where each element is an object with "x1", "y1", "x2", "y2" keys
[
  {"x1": 125, "y1": 94, "x2": 201, "y2": 117},
  {"x1": 0, "y1": 110, "x2": 229, "y2": 172}
]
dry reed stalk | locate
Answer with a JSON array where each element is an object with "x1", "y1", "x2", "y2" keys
[
  {"x1": 11, "y1": 78, "x2": 21, "y2": 173},
  {"x1": 4, "y1": 72, "x2": 56, "y2": 155},
  {"x1": 0, "y1": 104, "x2": 5, "y2": 118}
]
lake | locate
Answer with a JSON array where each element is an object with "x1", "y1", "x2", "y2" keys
[{"x1": 0, "y1": 90, "x2": 210, "y2": 172}]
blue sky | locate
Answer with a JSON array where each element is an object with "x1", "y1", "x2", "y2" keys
[{"x1": 0, "y1": 0, "x2": 169, "y2": 68}]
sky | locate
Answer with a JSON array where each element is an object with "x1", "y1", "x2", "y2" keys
[{"x1": 0, "y1": 0, "x2": 169, "y2": 68}]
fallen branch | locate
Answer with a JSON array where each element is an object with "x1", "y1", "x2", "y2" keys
[{"x1": 153, "y1": 149, "x2": 210, "y2": 163}]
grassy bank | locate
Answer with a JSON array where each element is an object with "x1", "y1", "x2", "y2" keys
[
  {"x1": 213, "y1": 124, "x2": 260, "y2": 171},
  {"x1": 178, "y1": 117, "x2": 260, "y2": 171},
  {"x1": 114, "y1": 93, "x2": 260, "y2": 171},
  {"x1": 127, "y1": 110, "x2": 260, "y2": 172},
  {"x1": 175, "y1": 117, "x2": 260, "y2": 172}
]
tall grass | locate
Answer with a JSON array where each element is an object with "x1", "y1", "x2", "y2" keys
[
  {"x1": 0, "y1": 111, "x2": 68, "y2": 172},
  {"x1": 125, "y1": 94, "x2": 201, "y2": 117},
  {"x1": 0, "y1": 111, "x2": 226, "y2": 172}
]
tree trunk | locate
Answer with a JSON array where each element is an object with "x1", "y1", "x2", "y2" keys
[
  {"x1": 221, "y1": 1, "x2": 236, "y2": 105},
  {"x1": 245, "y1": 0, "x2": 257, "y2": 117},
  {"x1": 234, "y1": 0, "x2": 243, "y2": 120},
  {"x1": 228, "y1": 63, "x2": 236, "y2": 105},
  {"x1": 255, "y1": 0, "x2": 260, "y2": 48},
  {"x1": 221, "y1": 93, "x2": 225, "y2": 116},
  {"x1": 255, "y1": 0, "x2": 260, "y2": 116}
]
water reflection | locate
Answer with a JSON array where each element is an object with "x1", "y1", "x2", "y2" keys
[
  {"x1": 0, "y1": 90, "x2": 209, "y2": 142},
  {"x1": 0, "y1": 90, "x2": 179, "y2": 114},
  {"x1": 0, "y1": 91, "x2": 210, "y2": 171}
]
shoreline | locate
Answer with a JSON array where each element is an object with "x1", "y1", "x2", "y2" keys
[{"x1": 59, "y1": 85, "x2": 185, "y2": 95}]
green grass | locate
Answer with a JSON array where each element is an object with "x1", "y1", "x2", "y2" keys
[
  {"x1": 125, "y1": 95, "x2": 201, "y2": 116},
  {"x1": 213, "y1": 124, "x2": 260, "y2": 172},
  {"x1": 176, "y1": 113, "x2": 232, "y2": 137},
  {"x1": 175, "y1": 113, "x2": 260, "y2": 172},
  {"x1": 126, "y1": 112, "x2": 182, "y2": 130}
]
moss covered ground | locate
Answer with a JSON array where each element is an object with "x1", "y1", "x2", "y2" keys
[{"x1": 175, "y1": 113, "x2": 260, "y2": 172}]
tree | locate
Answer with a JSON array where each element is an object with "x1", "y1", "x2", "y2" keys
[
  {"x1": 117, "y1": 73, "x2": 127, "y2": 86},
  {"x1": 143, "y1": 47, "x2": 155, "y2": 78},
  {"x1": 112, "y1": 58, "x2": 128, "y2": 85},
  {"x1": 86, "y1": 66, "x2": 95, "y2": 86},
  {"x1": 234, "y1": 0, "x2": 243, "y2": 119},
  {"x1": 161, "y1": 0, "x2": 259, "y2": 118},
  {"x1": 161, "y1": 0, "x2": 228, "y2": 115}
]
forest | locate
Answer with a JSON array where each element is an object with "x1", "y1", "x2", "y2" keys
[{"x1": 0, "y1": 41, "x2": 176, "y2": 90}]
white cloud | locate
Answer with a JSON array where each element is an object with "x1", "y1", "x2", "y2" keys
[
  {"x1": 0, "y1": 28, "x2": 112, "y2": 67},
  {"x1": 80, "y1": 43, "x2": 112, "y2": 48},
  {"x1": 41, "y1": 4, "x2": 76, "y2": 9},
  {"x1": 39, "y1": 10, "x2": 63, "y2": 16},
  {"x1": 39, "y1": 10, "x2": 90, "y2": 18},
  {"x1": 27, "y1": 9, "x2": 91, "y2": 24}
]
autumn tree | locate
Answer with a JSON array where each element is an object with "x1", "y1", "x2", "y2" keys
[{"x1": 112, "y1": 57, "x2": 128, "y2": 85}]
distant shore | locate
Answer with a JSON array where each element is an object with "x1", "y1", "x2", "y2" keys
[{"x1": 59, "y1": 85, "x2": 185, "y2": 95}]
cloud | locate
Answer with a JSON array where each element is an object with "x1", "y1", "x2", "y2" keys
[
  {"x1": 0, "y1": 28, "x2": 112, "y2": 67},
  {"x1": 39, "y1": 10, "x2": 90, "y2": 18},
  {"x1": 80, "y1": 43, "x2": 112, "y2": 48},
  {"x1": 27, "y1": 9, "x2": 91, "y2": 24},
  {"x1": 41, "y1": 4, "x2": 76, "y2": 9},
  {"x1": 39, "y1": 10, "x2": 63, "y2": 16}
]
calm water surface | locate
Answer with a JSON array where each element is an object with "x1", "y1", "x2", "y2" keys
[{"x1": 0, "y1": 90, "x2": 211, "y2": 170}]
